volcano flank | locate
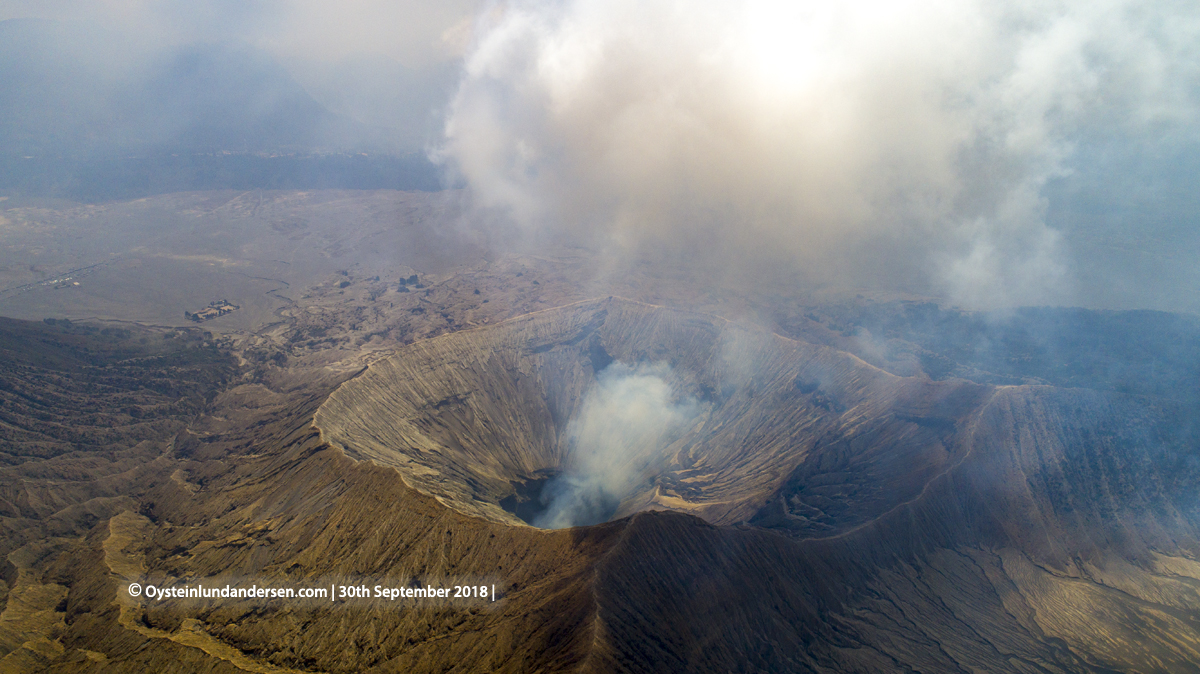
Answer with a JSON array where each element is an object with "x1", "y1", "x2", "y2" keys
[
  {"x1": 310, "y1": 296, "x2": 1200, "y2": 671},
  {"x1": 4, "y1": 252, "x2": 1200, "y2": 672}
]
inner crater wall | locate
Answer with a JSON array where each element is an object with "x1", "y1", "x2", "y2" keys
[{"x1": 314, "y1": 297, "x2": 982, "y2": 527}]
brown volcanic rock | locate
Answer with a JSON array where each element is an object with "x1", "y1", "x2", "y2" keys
[
  {"x1": 0, "y1": 317, "x2": 239, "y2": 672},
  {"x1": 5, "y1": 299, "x2": 1200, "y2": 672},
  {"x1": 587, "y1": 391, "x2": 1200, "y2": 670},
  {"x1": 108, "y1": 423, "x2": 628, "y2": 672},
  {"x1": 315, "y1": 297, "x2": 991, "y2": 530},
  {"x1": 297, "y1": 296, "x2": 1200, "y2": 671}
]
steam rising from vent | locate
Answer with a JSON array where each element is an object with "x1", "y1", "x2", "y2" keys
[
  {"x1": 535, "y1": 362, "x2": 698, "y2": 529},
  {"x1": 442, "y1": 0, "x2": 1200, "y2": 308}
]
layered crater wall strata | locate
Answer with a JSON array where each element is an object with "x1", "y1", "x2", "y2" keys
[{"x1": 315, "y1": 298, "x2": 990, "y2": 529}]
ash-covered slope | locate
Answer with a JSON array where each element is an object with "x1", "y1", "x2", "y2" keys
[
  {"x1": 93, "y1": 372, "x2": 1200, "y2": 673},
  {"x1": 0, "y1": 317, "x2": 237, "y2": 671},
  {"x1": 308, "y1": 297, "x2": 1200, "y2": 671},
  {"x1": 316, "y1": 297, "x2": 989, "y2": 529},
  {"x1": 590, "y1": 381, "x2": 1200, "y2": 672},
  {"x1": 5, "y1": 298, "x2": 1200, "y2": 672}
]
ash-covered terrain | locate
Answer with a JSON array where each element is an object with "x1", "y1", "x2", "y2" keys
[{"x1": 2, "y1": 190, "x2": 1199, "y2": 673}]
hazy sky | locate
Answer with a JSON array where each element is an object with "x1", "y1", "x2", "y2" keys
[
  {"x1": 443, "y1": 0, "x2": 1200, "y2": 310},
  {"x1": 0, "y1": 1, "x2": 487, "y2": 150},
  {"x1": 2, "y1": 1, "x2": 1198, "y2": 311},
  {"x1": 0, "y1": 0, "x2": 483, "y2": 67}
]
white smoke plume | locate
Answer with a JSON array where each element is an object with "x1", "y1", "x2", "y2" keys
[
  {"x1": 443, "y1": 0, "x2": 1200, "y2": 308},
  {"x1": 535, "y1": 362, "x2": 697, "y2": 529}
]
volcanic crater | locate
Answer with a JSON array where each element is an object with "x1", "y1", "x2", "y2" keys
[{"x1": 315, "y1": 297, "x2": 981, "y2": 530}]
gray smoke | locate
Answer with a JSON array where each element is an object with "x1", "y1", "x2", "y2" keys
[
  {"x1": 442, "y1": 0, "x2": 1200, "y2": 310},
  {"x1": 535, "y1": 362, "x2": 698, "y2": 529}
]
